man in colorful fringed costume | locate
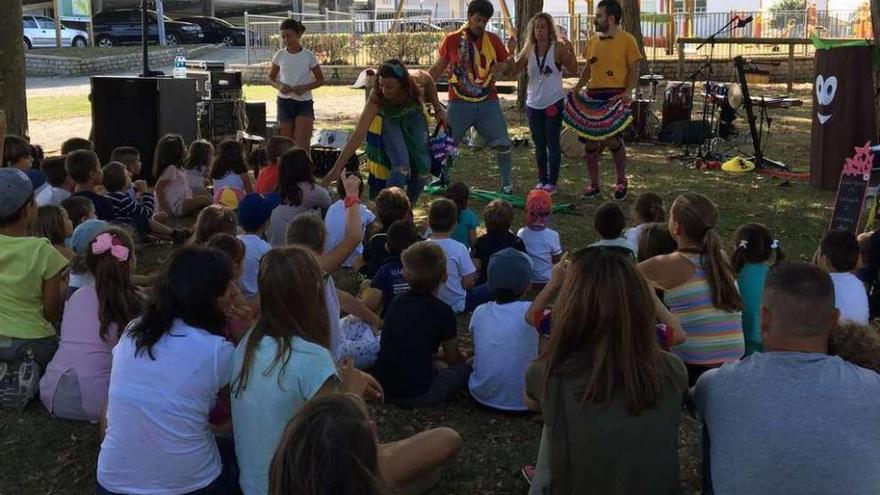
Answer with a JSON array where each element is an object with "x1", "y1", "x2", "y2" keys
[
  {"x1": 429, "y1": 0, "x2": 516, "y2": 194},
  {"x1": 322, "y1": 61, "x2": 446, "y2": 203},
  {"x1": 566, "y1": 0, "x2": 642, "y2": 201}
]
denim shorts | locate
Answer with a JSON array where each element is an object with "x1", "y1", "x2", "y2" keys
[{"x1": 277, "y1": 97, "x2": 315, "y2": 123}]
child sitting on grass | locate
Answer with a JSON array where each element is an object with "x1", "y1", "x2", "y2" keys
[
  {"x1": 65, "y1": 219, "x2": 109, "y2": 298},
  {"x1": 31, "y1": 205, "x2": 75, "y2": 260},
  {"x1": 211, "y1": 139, "x2": 254, "y2": 204},
  {"x1": 625, "y1": 192, "x2": 665, "y2": 257},
  {"x1": 362, "y1": 219, "x2": 421, "y2": 316},
  {"x1": 237, "y1": 193, "x2": 277, "y2": 301},
  {"x1": 374, "y1": 241, "x2": 471, "y2": 407},
  {"x1": 324, "y1": 175, "x2": 376, "y2": 270},
  {"x1": 590, "y1": 201, "x2": 636, "y2": 255},
  {"x1": 732, "y1": 223, "x2": 784, "y2": 354},
  {"x1": 472, "y1": 199, "x2": 525, "y2": 285},
  {"x1": 360, "y1": 186, "x2": 412, "y2": 277},
  {"x1": 817, "y1": 230, "x2": 869, "y2": 325},
  {"x1": 189, "y1": 204, "x2": 238, "y2": 246},
  {"x1": 446, "y1": 181, "x2": 479, "y2": 248},
  {"x1": 0, "y1": 169, "x2": 68, "y2": 392},
  {"x1": 428, "y1": 198, "x2": 492, "y2": 313},
  {"x1": 267, "y1": 148, "x2": 333, "y2": 246},
  {"x1": 181, "y1": 139, "x2": 213, "y2": 196},
  {"x1": 254, "y1": 136, "x2": 295, "y2": 194},
  {"x1": 637, "y1": 223, "x2": 677, "y2": 263},
  {"x1": 66, "y1": 150, "x2": 113, "y2": 221},
  {"x1": 153, "y1": 134, "x2": 212, "y2": 219},
  {"x1": 109, "y1": 146, "x2": 144, "y2": 200},
  {"x1": 517, "y1": 189, "x2": 562, "y2": 287},
  {"x1": 39, "y1": 227, "x2": 142, "y2": 422},
  {"x1": 36, "y1": 156, "x2": 73, "y2": 207},
  {"x1": 103, "y1": 162, "x2": 188, "y2": 244},
  {"x1": 468, "y1": 248, "x2": 537, "y2": 412}
]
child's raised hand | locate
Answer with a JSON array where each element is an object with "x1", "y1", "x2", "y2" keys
[
  {"x1": 549, "y1": 253, "x2": 570, "y2": 288},
  {"x1": 342, "y1": 172, "x2": 361, "y2": 199},
  {"x1": 340, "y1": 358, "x2": 384, "y2": 401}
]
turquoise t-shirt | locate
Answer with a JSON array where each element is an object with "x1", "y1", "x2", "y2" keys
[
  {"x1": 737, "y1": 262, "x2": 768, "y2": 354},
  {"x1": 451, "y1": 208, "x2": 480, "y2": 248},
  {"x1": 230, "y1": 333, "x2": 338, "y2": 495}
]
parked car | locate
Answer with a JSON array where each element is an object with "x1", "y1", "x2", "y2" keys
[
  {"x1": 176, "y1": 16, "x2": 248, "y2": 46},
  {"x1": 93, "y1": 9, "x2": 203, "y2": 46},
  {"x1": 22, "y1": 15, "x2": 89, "y2": 49},
  {"x1": 436, "y1": 20, "x2": 464, "y2": 32}
]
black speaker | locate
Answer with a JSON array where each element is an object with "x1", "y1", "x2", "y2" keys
[
  {"x1": 658, "y1": 120, "x2": 711, "y2": 145},
  {"x1": 245, "y1": 101, "x2": 267, "y2": 137},
  {"x1": 91, "y1": 76, "x2": 198, "y2": 183}
]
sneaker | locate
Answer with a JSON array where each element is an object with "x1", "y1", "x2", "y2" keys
[
  {"x1": 0, "y1": 355, "x2": 40, "y2": 412},
  {"x1": 543, "y1": 184, "x2": 558, "y2": 194},
  {"x1": 500, "y1": 185, "x2": 514, "y2": 195},
  {"x1": 612, "y1": 183, "x2": 629, "y2": 201},
  {"x1": 582, "y1": 185, "x2": 601, "y2": 199},
  {"x1": 521, "y1": 465, "x2": 536, "y2": 485}
]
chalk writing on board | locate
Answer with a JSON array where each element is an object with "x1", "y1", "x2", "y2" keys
[{"x1": 829, "y1": 142, "x2": 874, "y2": 233}]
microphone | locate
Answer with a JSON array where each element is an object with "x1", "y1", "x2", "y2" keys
[{"x1": 737, "y1": 15, "x2": 754, "y2": 28}]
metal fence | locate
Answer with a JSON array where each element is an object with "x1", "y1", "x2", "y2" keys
[{"x1": 245, "y1": 9, "x2": 867, "y2": 66}]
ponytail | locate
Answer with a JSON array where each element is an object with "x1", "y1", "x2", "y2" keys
[
  {"x1": 85, "y1": 228, "x2": 143, "y2": 342},
  {"x1": 701, "y1": 228, "x2": 743, "y2": 312},
  {"x1": 672, "y1": 193, "x2": 742, "y2": 313}
]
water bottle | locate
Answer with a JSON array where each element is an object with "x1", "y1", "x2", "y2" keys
[{"x1": 173, "y1": 49, "x2": 187, "y2": 78}]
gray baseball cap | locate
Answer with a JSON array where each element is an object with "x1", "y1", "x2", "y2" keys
[
  {"x1": 487, "y1": 248, "x2": 533, "y2": 295},
  {"x1": 0, "y1": 168, "x2": 33, "y2": 219}
]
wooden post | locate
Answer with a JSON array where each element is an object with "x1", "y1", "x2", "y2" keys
[
  {"x1": 389, "y1": 0, "x2": 405, "y2": 33},
  {"x1": 677, "y1": 37, "x2": 684, "y2": 79},
  {"x1": 787, "y1": 42, "x2": 794, "y2": 93},
  {"x1": 54, "y1": 0, "x2": 63, "y2": 48},
  {"x1": 497, "y1": 0, "x2": 515, "y2": 38}
]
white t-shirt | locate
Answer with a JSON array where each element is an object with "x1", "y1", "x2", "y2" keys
[
  {"x1": 469, "y1": 301, "x2": 539, "y2": 411},
  {"x1": 517, "y1": 227, "x2": 562, "y2": 283},
  {"x1": 624, "y1": 223, "x2": 649, "y2": 257},
  {"x1": 97, "y1": 319, "x2": 235, "y2": 495},
  {"x1": 238, "y1": 234, "x2": 272, "y2": 300},
  {"x1": 272, "y1": 47, "x2": 319, "y2": 101},
  {"x1": 214, "y1": 171, "x2": 245, "y2": 193},
  {"x1": 829, "y1": 272, "x2": 870, "y2": 325},
  {"x1": 324, "y1": 275, "x2": 343, "y2": 362},
  {"x1": 35, "y1": 185, "x2": 70, "y2": 207},
  {"x1": 429, "y1": 237, "x2": 478, "y2": 313},
  {"x1": 323, "y1": 200, "x2": 376, "y2": 268}
]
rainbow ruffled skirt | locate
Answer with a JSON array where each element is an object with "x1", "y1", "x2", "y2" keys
[{"x1": 562, "y1": 89, "x2": 632, "y2": 141}]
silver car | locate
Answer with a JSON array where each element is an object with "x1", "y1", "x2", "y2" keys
[{"x1": 22, "y1": 15, "x2": 90, "y2": 49}]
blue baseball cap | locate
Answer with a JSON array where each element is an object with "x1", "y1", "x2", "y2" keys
[{"x1": 237, "y1": 193, "x2": 280, "y2": 232}]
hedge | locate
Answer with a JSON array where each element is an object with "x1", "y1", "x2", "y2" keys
[{"x1": 271, "y1": 32, "x2": 445, "y2": 65}]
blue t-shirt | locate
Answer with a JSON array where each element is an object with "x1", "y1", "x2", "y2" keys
[
  {"x1": 737, "y1": 262, "x2": 768, "y2": 354},
  {"x1": 230, "y1": 334, "x2": 338, "y2": 495},
  {"x1": 370, "y1": 256, "x2": 410, "y2": 316},
  {"x1": 451, "y1": 208, "x2": 480, "y2": 248},
  {"x1": 72, "y1": 190, "x2": 115, "y2": 221}
]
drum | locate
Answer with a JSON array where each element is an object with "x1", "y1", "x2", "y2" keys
[
  {"x1": 705, "y1": 82, "x2": 744, "y2": 109},
  {"x1": 560, "y1": 126, "x2": 583, "y2": 159},
  {"x1": 662, "y1": 81, "x2": 694, "y2": 127},
  {"x1": 628, "y1": 100, "x2": 652, "y2": 140}
]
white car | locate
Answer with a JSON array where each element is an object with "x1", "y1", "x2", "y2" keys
[{"x1": 23, "y1": 15, "x2": 90, "y2": 49}]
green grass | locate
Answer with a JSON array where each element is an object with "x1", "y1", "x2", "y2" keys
[{"x1": 3, "y1": 85, "x2": 832, "y2": 494}]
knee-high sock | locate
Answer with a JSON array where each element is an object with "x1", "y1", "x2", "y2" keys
[
  {"x1": 497, "y1": 148, "x2": 513, "y2": 188},
  {"x1": 611, "y1": 143, "x2": 627, "y2": 185},
  {"x1": 585, "y1": 148, "x2": 601, "y2": 189}
]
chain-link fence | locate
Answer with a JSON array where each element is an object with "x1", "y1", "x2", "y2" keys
[{"x1": 246, "y1": 9, "x2": 865, "y2": 66}]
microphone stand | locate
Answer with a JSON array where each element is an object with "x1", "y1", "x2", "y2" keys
[{"x1": 140, "y1": 0, "x2": 164, "y2": 77}]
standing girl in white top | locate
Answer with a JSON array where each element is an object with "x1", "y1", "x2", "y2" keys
[
  {"x1": 269, "y1": 19, "x2": 325, "y2": 151},
  {"x1": 508, "y1": 13, "x2": 578, "y2": 194}
]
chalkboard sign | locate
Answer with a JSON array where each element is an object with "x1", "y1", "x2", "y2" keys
[{"x1": 829, "y1": 142, "x2": 874, "y2": 233}]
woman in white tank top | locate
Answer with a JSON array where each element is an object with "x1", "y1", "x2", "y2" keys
[{"x1": 508, "y1": 13, "x2": 579, "y2": 193}]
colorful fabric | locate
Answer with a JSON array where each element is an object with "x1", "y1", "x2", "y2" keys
[
  {"x1": 664, "y1": 253, "x2": 744, "y2": 365},
  {"x1": 365, "y1": 103, "x2": 431, "y2": 194},
  {"x1": 581, "y1": 31, "x2": 643, "y2": 89},
  {"x1": 439, "y1": 28, "x2": 508, "y2": 102},
  {"x1": 563, "y1": 89, "x2": 632, "y2": 141}
]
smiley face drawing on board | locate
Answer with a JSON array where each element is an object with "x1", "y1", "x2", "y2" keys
[{"x1": 815, "y1": 75, "x2": 837, "y2": 125}]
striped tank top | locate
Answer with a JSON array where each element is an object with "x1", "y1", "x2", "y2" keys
[{"x1": 664, "y1": 253, "x2": 744, "y2": 365}]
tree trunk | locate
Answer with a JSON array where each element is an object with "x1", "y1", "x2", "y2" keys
[
  {"x1": 620, "y1": 0, "x2": 648, "y2": 72},
  {"x1": 872, "y1": 0, "x2": 879, "y2": 135},
  {"x1": 0, "y1": 0, "x2": 29, "y2": 137},
  {"x1": 514, "y1": 0, "x2": 543, "y2": 109}
]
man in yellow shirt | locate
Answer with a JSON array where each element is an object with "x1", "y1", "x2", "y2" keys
[{"x1": 564, "y1": 0, "x2": 642, "y2": 201}]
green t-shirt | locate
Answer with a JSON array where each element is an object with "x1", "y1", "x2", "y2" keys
[
  {"x1": 451, "y1": 208, "x2": 480, "y2": 248},
  {"x1": 0, "y1": 235, "x2": 69, "y2": 339},
  {"x1": 525, "y1": 351, "x2": 688, "y2": 494}
]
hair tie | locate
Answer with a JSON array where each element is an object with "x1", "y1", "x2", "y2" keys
[
  {"x1": 91, "y1": 232, "x2": 129, "y2": 262},
  {"x1": 770, "y1": 239, "x2": 780, "y2": 249},
  {"x1": 738, "y1": 239, "x2": 748, "y2": 249}
]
